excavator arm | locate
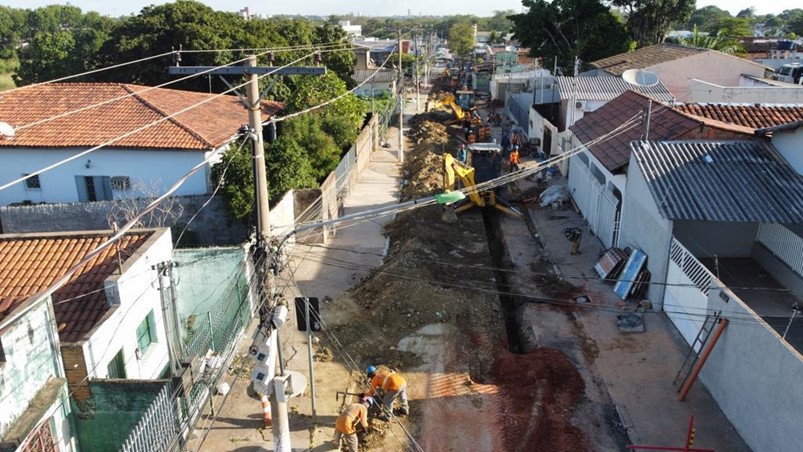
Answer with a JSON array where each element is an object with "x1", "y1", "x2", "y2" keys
[{"x1": 443, "y1": 153, "x2": 522, "y2": 218}]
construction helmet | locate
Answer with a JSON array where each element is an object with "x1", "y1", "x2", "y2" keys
[
  {"x1": 366, "y1": 365, "x2": 377, "y2": 378},
  {"x1": 514, "y1": 144, "x2": 520, "y2": 149}
]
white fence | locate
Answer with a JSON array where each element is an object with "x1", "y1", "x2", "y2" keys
[
  {"x1": 120, "y1": 384, "x2": 179, "y2": 452},
  {"x1": 665, "y1": 238, "x2": 719, "y2": 347},
  {"x1": 568, "y1": 155, "x2": 619, "y2": 248},
  {"x1": 757, "y1": 223, "x2": 803, "y2": 277}
]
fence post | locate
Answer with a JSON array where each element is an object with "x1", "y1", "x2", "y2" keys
[{"x1": 208, "y1": 311, "x2": 214, "y2": 353}]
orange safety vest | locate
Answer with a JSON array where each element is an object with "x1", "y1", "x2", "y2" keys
[
  {"x1": 368, "y1": 370, "x2": 405, "y2": 395},
  {"x1": 335, "y1": 402, "x2": 368, "y2": 435},
  {"x1": 510, "y1": 151, "x2": 519, "y2": 165}
]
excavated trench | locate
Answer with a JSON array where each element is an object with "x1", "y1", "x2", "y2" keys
[{"x1": 481, "y1": 208, "x2": 526, "y2": 354}]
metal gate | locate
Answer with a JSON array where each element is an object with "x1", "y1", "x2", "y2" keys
[{"x1": 568, "y1": 155, "x2": 619, "y2": 248}]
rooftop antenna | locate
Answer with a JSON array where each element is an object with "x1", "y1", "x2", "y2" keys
[{"x1": 622, "y1": 69, "x2": 660, "y2": 141}]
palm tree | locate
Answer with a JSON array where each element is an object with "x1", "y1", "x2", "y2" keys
[{"x1": 679, "y1": 25, "x2": 743, "y2": 54}]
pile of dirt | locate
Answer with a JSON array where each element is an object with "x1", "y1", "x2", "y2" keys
[{"x1": 491, "y1": 348, "x2": 588, "y2": 451}]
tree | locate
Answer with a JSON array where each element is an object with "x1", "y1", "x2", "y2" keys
[
  {"x1": 787, "y1": 10, "x2": 803, "y2": 36},
  {"x1": 266, "y1": 137, "x2": 317, "y2": 202},
  {"x1": 211, "y1": 139, "x2": 256, "y2": 221},
  {"x1": 676, "y1": 25, "x2": 742, "y2": 54},
  {"x1": 736, "y1": 8, "x2": 755, "y2": 19},
  {"x1": 15, "y1": 30, "x2": 76, "y2": 84},
  {"x1": 510, "y1": 0, "x2": 629, "y2": 71},
  {"x1": 709, "y1": 17, "x2": 752, "y2": 37},
  {"x1": 487, "y1": 10, "x2": 515, "y2": 32},
  {"x1": 612, "y1": 0, "x2": 696, "y2": 46},
  {"x1": 0, "y1": 6, "x2": 28, "y2": 59},
  {"x1": 449, "y1": 22, "x2": 474, "y2": 56},
  {"x1": 685, "y1": 6, "x2": 733, "y2": 31}
]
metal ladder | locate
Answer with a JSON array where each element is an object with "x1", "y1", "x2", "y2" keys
[{"x1": 673, "y1": 312, "x2": 721, "y2": 391}]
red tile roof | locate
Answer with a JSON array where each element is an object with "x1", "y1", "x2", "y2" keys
[
  {"x1": 0, "y1": 83, "x2": 283, "y2": 150},
  {"x1": 0, "y1": 231, "x2": 153, "y2": 342},
  {"x1": 674, "y1": 103, "x2": 803, "y2": 130},
  {"x1": 571, "y1": 91, "x2": 700, "y2": 171}
]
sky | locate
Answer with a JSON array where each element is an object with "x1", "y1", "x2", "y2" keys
[{"x1": 6, "y1": 0, "x2": 802, "y2": 18}]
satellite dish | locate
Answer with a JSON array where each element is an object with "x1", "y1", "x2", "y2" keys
[
  {"x1": 0, "y1": 122, "x2": 14, "y2": 138},
  {"x1": 622, "y1": 69, "x2": 659, "y2": 87}
]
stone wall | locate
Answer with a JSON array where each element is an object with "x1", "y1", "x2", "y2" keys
[{"x1": 0, "y1": 195, "x2": 246, "y2": 246}]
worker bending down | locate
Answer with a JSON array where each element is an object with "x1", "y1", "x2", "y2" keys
[
  {"x1": 366, "y1": 365, "x2": 409, "y2": 420},
  {"x1": 335, "y1": 394, "x2": 372, "y2": 452}
]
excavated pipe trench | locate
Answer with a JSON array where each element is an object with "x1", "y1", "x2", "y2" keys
[{"x1": 482, "y1": 208, "x2": 527, "y2": 354}]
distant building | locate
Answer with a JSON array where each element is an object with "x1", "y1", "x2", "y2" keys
[{"x1": 339, "y1": 20, "x2": 362, "y2": 37}]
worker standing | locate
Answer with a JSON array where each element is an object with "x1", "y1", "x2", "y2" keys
[
  {"x1": 509, "y1": 144, "x2": 520, "y2": 172},
  {"x1": 467, "y1": 130, "x2": 477, "y2": 144},
  {"x1": 458, "y1": 144, "x2": 467, "y2": 164},
  {"x1": 366, "y1": 366, "x2": 409, "y2": 420},
  {"x1": 335, "y1": 394, "x2": 373, "y2": 452}
]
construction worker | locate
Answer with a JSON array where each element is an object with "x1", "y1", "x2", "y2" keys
[
  {"x1": 335, "y1": 394, "x2": 373, "y2": 452},
  {"x1": 366, "y1": 365, "x2": 409, "y2": 420},
  {"x1": 509, "y1": 144, "x2": 520, "y2": 172},
  {"x1": 458, "y1": 144, "x2": 467, "y2": 164}
]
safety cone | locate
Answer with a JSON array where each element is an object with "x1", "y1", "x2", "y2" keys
[{"x1": 260, "y1": 393, "x2": 272, "y2": 426}]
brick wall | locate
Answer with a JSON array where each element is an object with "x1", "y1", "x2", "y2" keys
[{"x1": 61, "y1": 344, "x2": 90, "y2": 402}]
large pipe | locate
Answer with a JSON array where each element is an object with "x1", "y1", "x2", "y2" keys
[{"x1": 678, "y1": 318, "x2": 729, "y2": 401}]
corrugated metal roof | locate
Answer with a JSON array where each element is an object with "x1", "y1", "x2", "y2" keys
[
  {"x1": 556, "y1": 76, "x2": 673, "y2": 102},
  {"x1": 632, "y1": 140, "x2": 803, "y2": 224}
]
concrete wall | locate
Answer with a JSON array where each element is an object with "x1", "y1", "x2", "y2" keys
[
  {"x1": 673, "y1": 221, "x2": 759, "y2": 256},
  {"x1": 528, "y1": 108, "x2": 559, "y2": 158},
  {"x1": 620, "y1": 153, "x2": 673, "y2": 307},
  {"x1": 701, "y1": 286, "x2": 803, "y2": 452},
  {"x1": 79, "y1": 229, "x2": 173, "y2": 384},
  {"x1": 0, "y1": 300, "x2": 67, "y2": 441},
  {"x1": 770, "y1": 127, "x2": 803, "y2": 175},
  {"x1": 0, "y1": 148, "x2": 211, "y2": 206},
  {"x1": 649, "y1": 52, "x2": 766, "y2": 101},
  {"x1": 689, "y1": 78, "x2": 803, "y2": 103},
  {"x1": 0, "y1": 194, "x2": 247, "y2": 246},
  {"x1": 73, "y1": 380, "x2": 168, "y2": 452}
]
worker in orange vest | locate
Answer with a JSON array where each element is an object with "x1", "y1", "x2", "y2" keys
[
  {"x1": 335, "y1": 394, "x2": 372, "y2": 452},
  {"x1": 509, "y1": 144, "x2": 520, "y2": 172},
  {"x1": 366, "y1": 365, "x2": 409, "y2": 420}
]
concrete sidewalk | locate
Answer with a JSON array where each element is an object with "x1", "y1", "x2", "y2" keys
[{"x1": 185, "y1": 94, "x2": 425, "y2": 452}]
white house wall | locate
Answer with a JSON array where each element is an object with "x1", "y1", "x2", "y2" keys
[
  {"x1": 527, "y1": 108, "x2": 559, "y2": 157},
  {"x1": 689, "y1": 79, "x2": 803, "y2": 104},
  {"x1": 82, "y1": 229, "x2": 173, "y2": 380},
  {"x1": 0, "y1": 300, "x2": 66, "y2": 438},
  {"x1": 701, "y1": 286, "x2": 803, "y2": 452},
  {"x1": 649, "y1": 52, "x2": 766, "y2": 101},
  {"x1": 770, "y1": 127, "x2": 803, "y2": 175},
  {"x1": 620, "y1": 153, "x2": 672, "y2": 307},
  {"x1": 0, "y1": 148, "x2": 211, "y2": 206}
]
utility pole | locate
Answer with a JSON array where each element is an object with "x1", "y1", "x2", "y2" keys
[
  {"x1": 415, "y1": 29, "x2": 420, "y2": 112},
  {"x1": 168, "y1": 55, "x2": 325, "y2": 452},
  {"x1": 398, "y1": 29, "x2": 404, "y2": 162}
]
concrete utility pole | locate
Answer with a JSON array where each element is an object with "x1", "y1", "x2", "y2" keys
[
  {"x1": 398, "y1": 29, "x2": 404, "y2": 162},
  {"x1": 415, "y1": 30, "x2": 420, "y2": 112},
  {"x1": 168, "y1": 56, "x2": 325, "y2": 452}
]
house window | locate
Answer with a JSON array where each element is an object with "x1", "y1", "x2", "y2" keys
[
  {"x1": 136, "y1": 310, "x2": 158, "y2": 354},
  {"x1": 23, "y1": 174, "x2": 41, "y2": 190},
  {"x1": 75, "y1": 176, "x2": 113, "y2": 202},
  {"x1": 107, "y1": 348, "x2": 126, "y2": 378}
]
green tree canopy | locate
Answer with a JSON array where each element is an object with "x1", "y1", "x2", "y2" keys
[
  {"x1": 613, "y1": 0, "x2": 696, "y2": 46},
  {"x1": 510, "y1": 0, "x2": 629, "y2": 71},
  {"x1": 448, "y1": 22, "x2": 474, "y2": 56}
]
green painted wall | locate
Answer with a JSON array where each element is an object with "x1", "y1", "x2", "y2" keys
[{"x1": 72, "y1": 380, "x2": 167, "y2": 452}]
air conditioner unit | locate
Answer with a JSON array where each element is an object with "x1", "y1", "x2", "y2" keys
[{"x1": 110, "y1": 176, "x2": 131, "y2": 191}]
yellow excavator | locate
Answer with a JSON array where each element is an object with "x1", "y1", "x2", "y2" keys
[
  {"x1": 426, "y1": 93, "x2": 482, "y2": 126},
  {"x1": 442, "y1": 143, "x2": 521, "y2": 217}
]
